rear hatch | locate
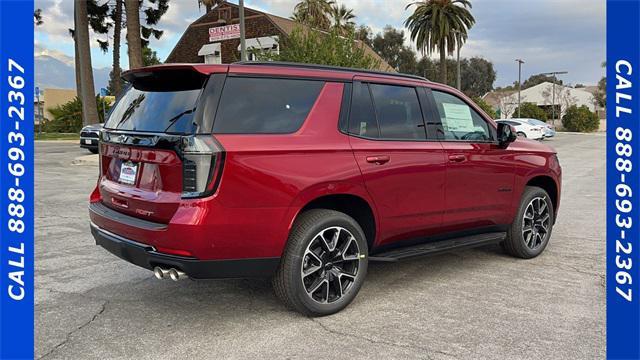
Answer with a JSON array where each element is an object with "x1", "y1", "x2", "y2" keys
[{"x1": 98, "y1": 66, "x2": 225, "y2": 224}]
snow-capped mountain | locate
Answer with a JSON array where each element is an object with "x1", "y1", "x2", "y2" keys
[{"x1": 35, "y1": 53, "x2": 110, "y2": 93}]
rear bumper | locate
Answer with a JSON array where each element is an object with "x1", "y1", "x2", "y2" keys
[{"x1": 90, "y1": 221, "x2": 280, "y2": 279}]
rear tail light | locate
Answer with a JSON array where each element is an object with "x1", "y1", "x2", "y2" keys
[{"x1": 181, "y1": 135, "x2": 224, "y2": 198}]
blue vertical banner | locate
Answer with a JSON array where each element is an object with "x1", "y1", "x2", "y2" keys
[
  {"x1": 0, "y1": 0, "x2": 35, "y2": 359},
  {"x1": 607, "y1": 1, "x2": 640, "y2": 359}
]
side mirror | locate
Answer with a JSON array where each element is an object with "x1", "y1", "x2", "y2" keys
[{"x1": 497, "y1": 122, "x2": 517, "y2": 147}]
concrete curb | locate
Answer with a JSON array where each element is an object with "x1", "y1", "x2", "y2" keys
[
  {"x1": 36, "y1": 140, "x2": 79, "y2": 143},
  {"x1": 72, "y1": 154, "x2": 99, "y2": 166}
]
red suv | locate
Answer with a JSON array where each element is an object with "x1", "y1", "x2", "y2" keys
[{"x1": 89, "y1": 62, "x2": 561, "y2": 316}]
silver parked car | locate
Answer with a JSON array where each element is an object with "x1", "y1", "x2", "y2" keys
[
  {"x1": 80, "y1": 123, "x2": 103, "y2": 154},
  {"x1": 526, "y1": 118, "x2": 556, "y2": 138}
]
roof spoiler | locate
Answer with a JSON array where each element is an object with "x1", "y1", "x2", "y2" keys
[{"x1": 122, "y1": 64, "x2": 227, "y2": 92}]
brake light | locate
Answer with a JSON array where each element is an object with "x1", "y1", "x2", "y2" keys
[{"x1": 181, "y1": 135, "x2": 224, "y2": 198}]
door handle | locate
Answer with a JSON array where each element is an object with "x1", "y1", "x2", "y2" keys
[
  {"x1": 448, "y1": 154, "x2": 467, "y2": 163},
  {"x1": 366, "y1": 155, "x2": 390, "y2": 165}
]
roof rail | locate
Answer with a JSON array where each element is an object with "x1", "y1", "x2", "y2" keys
[{"x1": 233, "y1": 61, "x2": 429, "y2": 82}]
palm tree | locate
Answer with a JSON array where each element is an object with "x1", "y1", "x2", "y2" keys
[
  {"x1": 111, "y1": 0, "x2": 124, "y2": 96},
  {"x1": 34, "y1": 9, "x2": 43, "y2": 26},
  {"x1": 125, "y1": 0, "x2": 143, "y2": 69},
  {"x1": 405, "y1": 0, "x2": 475, "y2": 84},
  {"x1": 74, "y1": 0, "x2": 99, "y2": 126},
  {"x1": 292, "y1": 0, "x2": 335, "y2": 30},
  {"x1": 331, "y1": 4, "x2": 355, "y2": 35},
  {"x1": 198, "y1": 0, "x2": 224, "y2": 13}
]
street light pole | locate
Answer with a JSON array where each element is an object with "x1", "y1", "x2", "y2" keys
[
  {"x1": 515, "y1": 59, "x2": 524, "y2": 118},
  {"x1": 541, "y1": 71, "x2": 568, "y2": 121},
  {"x1": 239, "y1": 0, "x2": 247, "y2": 61}
]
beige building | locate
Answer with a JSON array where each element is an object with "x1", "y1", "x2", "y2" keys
[{"x1": 34, "y1": 88, "x2": 77, "y2": 123}]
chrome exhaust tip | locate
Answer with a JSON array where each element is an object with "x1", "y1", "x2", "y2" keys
[
  {"x1": 153, "y1": 266, "x2": 169, "y2": 280},
  {"x1": 168, "y1": 268, "x2": 188, "y2": 281}
]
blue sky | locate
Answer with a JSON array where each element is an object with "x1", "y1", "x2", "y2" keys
[{"x1": 34, "y1": 0, "x2": 605, "y2": 87}]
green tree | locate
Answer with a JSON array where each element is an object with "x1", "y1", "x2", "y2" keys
[
  {"x1": 331, "y1": 4, "x2": 355, "y2": 35},
  {"x1": 520, "y1": 73, "x2": 562, "y2": 89},
  {"x1": 354, "y1": 24, "x2": 373, "y2": 46},
  {"x1": 75, "y1": 1, "x2": 100, "y2": 126},
  {"x1": 405, "y1": 0, "x2": 475, "y2": 84},
  {"x1": 69, "y1": 0, "x2": 110, "y2": 101},
  {"x1": 372, "y1": 26, "x2": 417, "y2": 74},
  {"x1": 34, "y1": 9, "x2": 43, "y2": 26},
  {"x1": 43, "y1": 96, "x2": 112, "y2": 133},
  {"x1": 594, "y1": 61, "x2": 606, "y2": 108},
  {"x1": 143, "y1": 46, "x2": 162, "y2": 66},
  {"x1": 461, "y1": 57, "x2": 496, "y2": 98},
  {"x1": 291, "y1": 0, "x2": 335, "y2": 30},
  {"x1": 126, "y1": 0, "x2": 143, "y2": 68},
  {"x1": 562, "y1": 105, "x2": 599, "y2": 132},
  {"x1": 472, "y1": 97, "x2": 496, "y2": 119},
  {"x1": 110, "y1": 0, "x2": 124, "y2": 97},
  {"x1": 261, "y1": 27, "x2": 379, "y2": 70},
  {"x1": 512, "y1": 102, "x2": 548, "y2": 121}
]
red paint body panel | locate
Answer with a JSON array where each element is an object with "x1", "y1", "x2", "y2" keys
[{"x1": 90, "y1": 64, "x2": 562, "y2": 265}]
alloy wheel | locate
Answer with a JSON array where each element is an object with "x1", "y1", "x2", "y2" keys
[
  {"x1": 522, "y1": 197, "x2": 551, "y2": 250},
  {"x1": 300, "y1": 226, "x2": 361, "y2": 304}
]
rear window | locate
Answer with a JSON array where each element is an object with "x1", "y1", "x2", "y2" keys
[
  {"x1": 105, "y1": 69, "x2": 209, "y2": 134},
  {"x1": 213, "y1": 77, "x2": 324, "y2": 134},
  {"x1": 105, "y1": 87, "x2": 202, "y2": 133}
]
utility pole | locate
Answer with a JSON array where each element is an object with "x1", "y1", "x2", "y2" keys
[
  {"x1": 239, "y1": 0, "x2": 246, "y2": 61},
  {"x1": 516, "y1": 59, "x2": 524, "y2": 118},
  {"x1": 541, "y1": 71, "x2": 568, "y2": 121}
]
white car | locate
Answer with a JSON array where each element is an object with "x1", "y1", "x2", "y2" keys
[{"x1": 496, "y1": 119, "x2": 545, "y2": 140}]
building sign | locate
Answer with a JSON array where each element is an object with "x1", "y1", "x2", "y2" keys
[{"x1": 209, "y1": 24, "x2": 240, "y2": 42}]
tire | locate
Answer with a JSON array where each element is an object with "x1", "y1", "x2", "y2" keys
[
  {"x1": 517, "y1": 132, "x2": 527, "y2": 138},
  {"x1": 503, "y1": 186, "x2": 555, "y2": 259},
  {"x1": 272, "y1": 209, "x2": 369, "y2": 316},
  {"x1": 89, "y1": 148, "x2": 99, "y2": 154}
]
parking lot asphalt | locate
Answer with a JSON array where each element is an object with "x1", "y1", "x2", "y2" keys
[{"x1": 35, "y1": 133, "x2": 605, "y2": 360}]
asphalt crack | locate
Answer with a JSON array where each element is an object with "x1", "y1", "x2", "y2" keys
[
  {"x1": 38, "y1": 300, "x2": 108, "y2": 360},
  {"x1": 310, "y1": 318, "x2": 458, "y2": 359}
]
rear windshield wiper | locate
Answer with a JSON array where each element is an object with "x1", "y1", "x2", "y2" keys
[{"x1": 163, "y1": 108, "x2": 196, "y2": 133}]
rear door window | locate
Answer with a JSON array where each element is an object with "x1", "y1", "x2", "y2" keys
[
  {"x1": 369, "y1": 84, "x2": 426, "y2": 140},
  {"x1": 213, "y1": 77, "x2": 325, "y2": 134},
  {"x1": 348, "y1": 82, "x2": 379, "y2": 138}
]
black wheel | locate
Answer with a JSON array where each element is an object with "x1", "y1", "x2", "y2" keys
[
  {"x1": 89, "y1": 148, "x2": 99, "y2": 154},
  {"x1": 503, "y1": 186, "x2": 554, "y2": 259},
  {"x1": 517, "y1": 131, "x2": 527, "y2": 138},
  {"x1": 272, "y1": 209, "x2": 368, "y2": 316}
]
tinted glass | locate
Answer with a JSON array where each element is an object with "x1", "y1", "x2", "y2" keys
[
  {"x1": 370, "y1": 84, "x2": 425, "y2": 140},
  {"x1": 432, "y1": 91, "x2": 493, "y2": 141},
  {"x1": 348, "y1": 83, "x2": 379, "y2": 138},
  {"x1": 105, "y1": 86, "x2": 201, "y2": 133},
  {"x1": 213, "y1": 77, "x2": 324, "y2": 134}
]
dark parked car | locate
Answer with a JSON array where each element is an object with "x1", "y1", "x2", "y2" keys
[
  {"x1": 89, "y1": 63, "x2": 562, "y2": 316},
  {"x1": 80, "y1": 123, "x2": 103, "y2": 153}
]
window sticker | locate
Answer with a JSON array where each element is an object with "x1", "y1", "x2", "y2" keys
[
  {"x1": 360, "y1": 122, "x2": 367, "y2": 135},
  {"x1": 442, "y1": 103, "x2": 475, "y2": 132}
]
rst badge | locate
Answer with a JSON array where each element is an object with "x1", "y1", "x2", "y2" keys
[{"x1": 119, "y1": 161, "x2": 138, "y2": 185}]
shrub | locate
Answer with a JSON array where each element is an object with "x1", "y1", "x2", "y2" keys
[
  {"x1": 42, "y1": 96, "x2": 111, "y2": 133},
  {"x1": 257, "y1": 27, "x2": 380, "y2": 70},
  {"x1": 512, "y1": 102, "x2": 548, "y2": 121},
  {"x1": 562, "y1": 105, "x2": 599, "y2": 132},
  {"x1": 472, "y1": 97, "x2": 497, "y2": 119}
]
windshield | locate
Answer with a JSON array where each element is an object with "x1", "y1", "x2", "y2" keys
[{"x1": 105, "y1": 86, "x2": 202, "y2": 133}]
